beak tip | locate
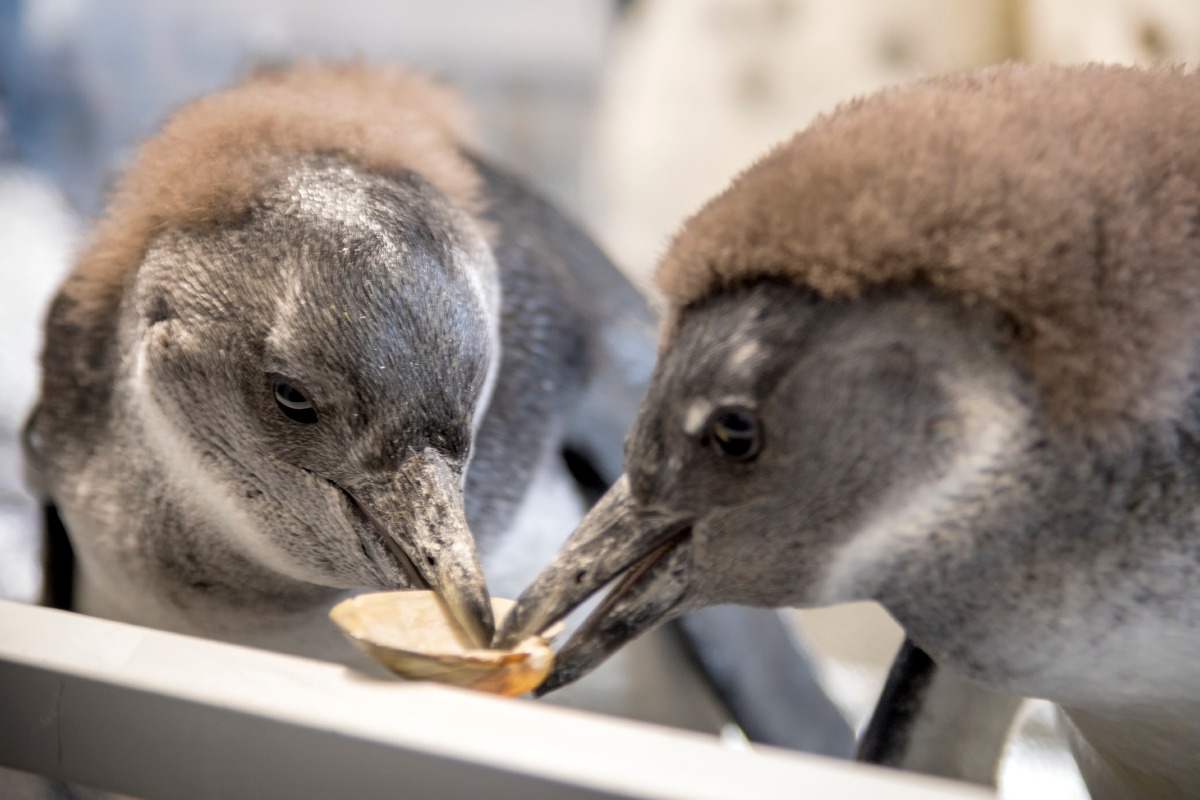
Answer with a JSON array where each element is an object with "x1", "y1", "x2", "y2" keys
[
  {"x1": 457, "y1": 591, "x2": 496, "y2": 649},
  {"x1": 479, "y1": 611, "x2": 497, "y2": 645},
  {"x1": 533, "y1": 671, "x2": 568, "y2": 697}
]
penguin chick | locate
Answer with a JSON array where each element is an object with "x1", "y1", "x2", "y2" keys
[
  {"x1": 500, "y1": 63, "x2": 1200, "y2": 799},
  {"x1": 23, "y1": 63, "x2": 620, "y2": 654}
]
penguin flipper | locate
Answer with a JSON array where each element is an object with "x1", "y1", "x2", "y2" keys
[
  {"x1": 23, "y1": 405, "x2": 74, "y2": 610},
  {"x1": 857, "y1": 637, "x2": 1020, "y2": 785},
  {"x1": 553, "y1": 240, "x2": 657, "y2": 486},
  {"x1": 40, "y1": 504, "x2": 75, "y2": 611}
]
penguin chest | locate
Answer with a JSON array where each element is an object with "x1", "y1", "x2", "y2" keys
[{"x1": 477, "y1": 446, "x2": 587, "y2": 600}]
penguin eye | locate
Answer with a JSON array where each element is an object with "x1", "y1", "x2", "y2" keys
[
  {"x1": 272, "y1": 379, "x2": 318, "y2": 424},
  {"x1": 704, "y1": 405, "x2": 761, "y2": 461}
]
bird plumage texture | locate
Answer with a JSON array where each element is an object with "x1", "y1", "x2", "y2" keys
[
  {"x1": 659, "y1": 62, "x2": 1200, "y2": 449},
  {"x1": 63, "y1": 63, "x2": 481, "y2": 327},
  {"x1": 29, "y1": 61, "x2": 598, "y2": 651}
]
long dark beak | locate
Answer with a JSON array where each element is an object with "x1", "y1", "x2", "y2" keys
[
  {"x1": 494, "y1": 476, "x2": 692, "y2": 693},
  {"x1": 346, "y1": 449, "x2": 495, "y2": 646}
]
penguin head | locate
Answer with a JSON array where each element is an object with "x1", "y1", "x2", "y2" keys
[
  {"x1": 612, "y1": 283, "x2": 1029, "y2": 609},
  {"x1": 128, "y1": 159, "x2": 500, "y2": 642},
  {"x1": 499, "y1": 62, "x2": 1200, "y2": 689},
  {"x1": 500, "y1": 281, "x2": 1051, "y2": 687}
]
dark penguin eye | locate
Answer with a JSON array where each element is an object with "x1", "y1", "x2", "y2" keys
[
  {"x1": 273, "y1": 380, "x2": 318, "y2": 424},
  {"x1": 704, "y1": 405, "x2": 761, "y2": 461}
]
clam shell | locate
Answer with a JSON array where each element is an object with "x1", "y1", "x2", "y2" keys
[{"x1": 330, "y1": 591, "x2": 561, "y2": 697}]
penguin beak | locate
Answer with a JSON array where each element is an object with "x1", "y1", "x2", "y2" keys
[
  {"x1": 344, "y1": 449, "x2": 495, "y2": 646},
  {"x1": 494, "y1": 476, "x2": 693, "y2": 693}
]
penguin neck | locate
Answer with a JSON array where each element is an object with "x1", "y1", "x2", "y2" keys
[
  {"x1": 76, "y1": 557, "x2": 350, "y2": 661},
  {"x1": 879, "y1": 464, "x2": 1200, "y2": 800},
  {"x1": 74, "y1": 439, "x2": 345, "y2": 649},
  {"x1": 884, "y1": 542, "x2": 1200, "y2": 715}
]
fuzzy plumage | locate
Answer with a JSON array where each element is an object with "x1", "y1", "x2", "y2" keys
[
  {"x1": 658, "y1": 63, "x2": 1200, "y2": 447},
  {"x1": 65, "y1": 62, "x2": 478, "y2": 328},
  {"x1": 29, "y1": 62, "x2": 542, "y2": 651}
]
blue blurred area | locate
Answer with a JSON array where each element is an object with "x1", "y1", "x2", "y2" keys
[
  {"x1": 1, "y1": 1, "x2": 236, "y2": 207},
  {"x1": 0, "y1": 0, "x2": 613, "y2": 214},
  {"x1": 0, "y1": 0, "x2": 21, "y2": 157}
]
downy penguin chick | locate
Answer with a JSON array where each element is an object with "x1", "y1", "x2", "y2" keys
[
  {"x1": 24, "y1": 63, "x2": 623, "y2": 655},
  {"x1": 500, "y1": 63, "x2": 1200, "y2": 799}
]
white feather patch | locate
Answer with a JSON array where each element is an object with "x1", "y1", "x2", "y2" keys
[
  {"x1": 131, "y1": 338, "x2": 329, "y2": 586},
  {"x1": 817, "y1": 381, "x2": 1027, "y2": 603}
]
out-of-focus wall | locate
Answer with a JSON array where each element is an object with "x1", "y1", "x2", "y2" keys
[{"x1": 1019, "y1": 0, "x2": 1200, "y2": 64}]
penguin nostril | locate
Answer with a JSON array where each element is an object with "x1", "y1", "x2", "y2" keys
[{"x1": 426, "y1": 556, "x2": 437, "y2": 567}]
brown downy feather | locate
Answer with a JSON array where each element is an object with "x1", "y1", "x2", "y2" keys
[
  {"x1": 657, "y1": 62, "x2": 1200, "y2": 448},
  {"x1": 63, "y1": 61, "x2": 480, "y2": 328}
]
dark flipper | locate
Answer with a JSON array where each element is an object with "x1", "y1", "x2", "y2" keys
[
  {"x1": 561, "y1": 445, "x2": 608, "y2": 507},
  {"x1": 858, "y1": 638, "x2": 1020, "y2": 785},
  {"x1": 460, "y1": 153, "x2": 597, "y2": 547},
  {"x1": 857, "y1": 638, "x2": 938, "y2": 765},
  {"x1": 40, "y1": 504, "x2": 74, "y2": 610}
]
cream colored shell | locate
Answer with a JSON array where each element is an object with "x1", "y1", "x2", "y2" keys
[{"x1": 331, "y1": 591, "x2": 561, "y2": 697}]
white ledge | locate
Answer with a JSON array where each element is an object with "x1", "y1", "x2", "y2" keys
[{"x1": 0, "y1": 599, "x2": 991, "y2": 799}]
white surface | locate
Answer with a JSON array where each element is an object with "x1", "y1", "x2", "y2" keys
[
  {"x1": 0, "y1": 598, "x2": 990, "y2": 800},
  {"x1": 999, "y1": 701, "x2": 1089, "y2": 800}
]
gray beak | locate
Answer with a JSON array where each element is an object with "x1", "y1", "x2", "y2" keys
[
  {"x1": 346, "y1": 449, "x2": 495, "y2": 646},
  {"x1": 495, "y1": 475, "x2": 693, "y2": 693}
]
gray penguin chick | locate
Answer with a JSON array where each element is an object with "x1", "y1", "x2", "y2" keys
[
  {"x1": 24, "y1": 63, "x2": 851, "y2": 754},
  {"x1": 25, "y1": 63, "x2": 623, "y2": 653},
  {"x1": 500, "y1": 63, "x2": 1200, "y2": 799}
]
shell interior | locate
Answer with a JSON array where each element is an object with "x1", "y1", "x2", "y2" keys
[{"x1": 330, "y1": 590, "x2": 562, "y2": 696}]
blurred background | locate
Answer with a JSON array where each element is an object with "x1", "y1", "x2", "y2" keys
[{"x1": 3, "y1": 1, "x2": 1200, "y2": 797}]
